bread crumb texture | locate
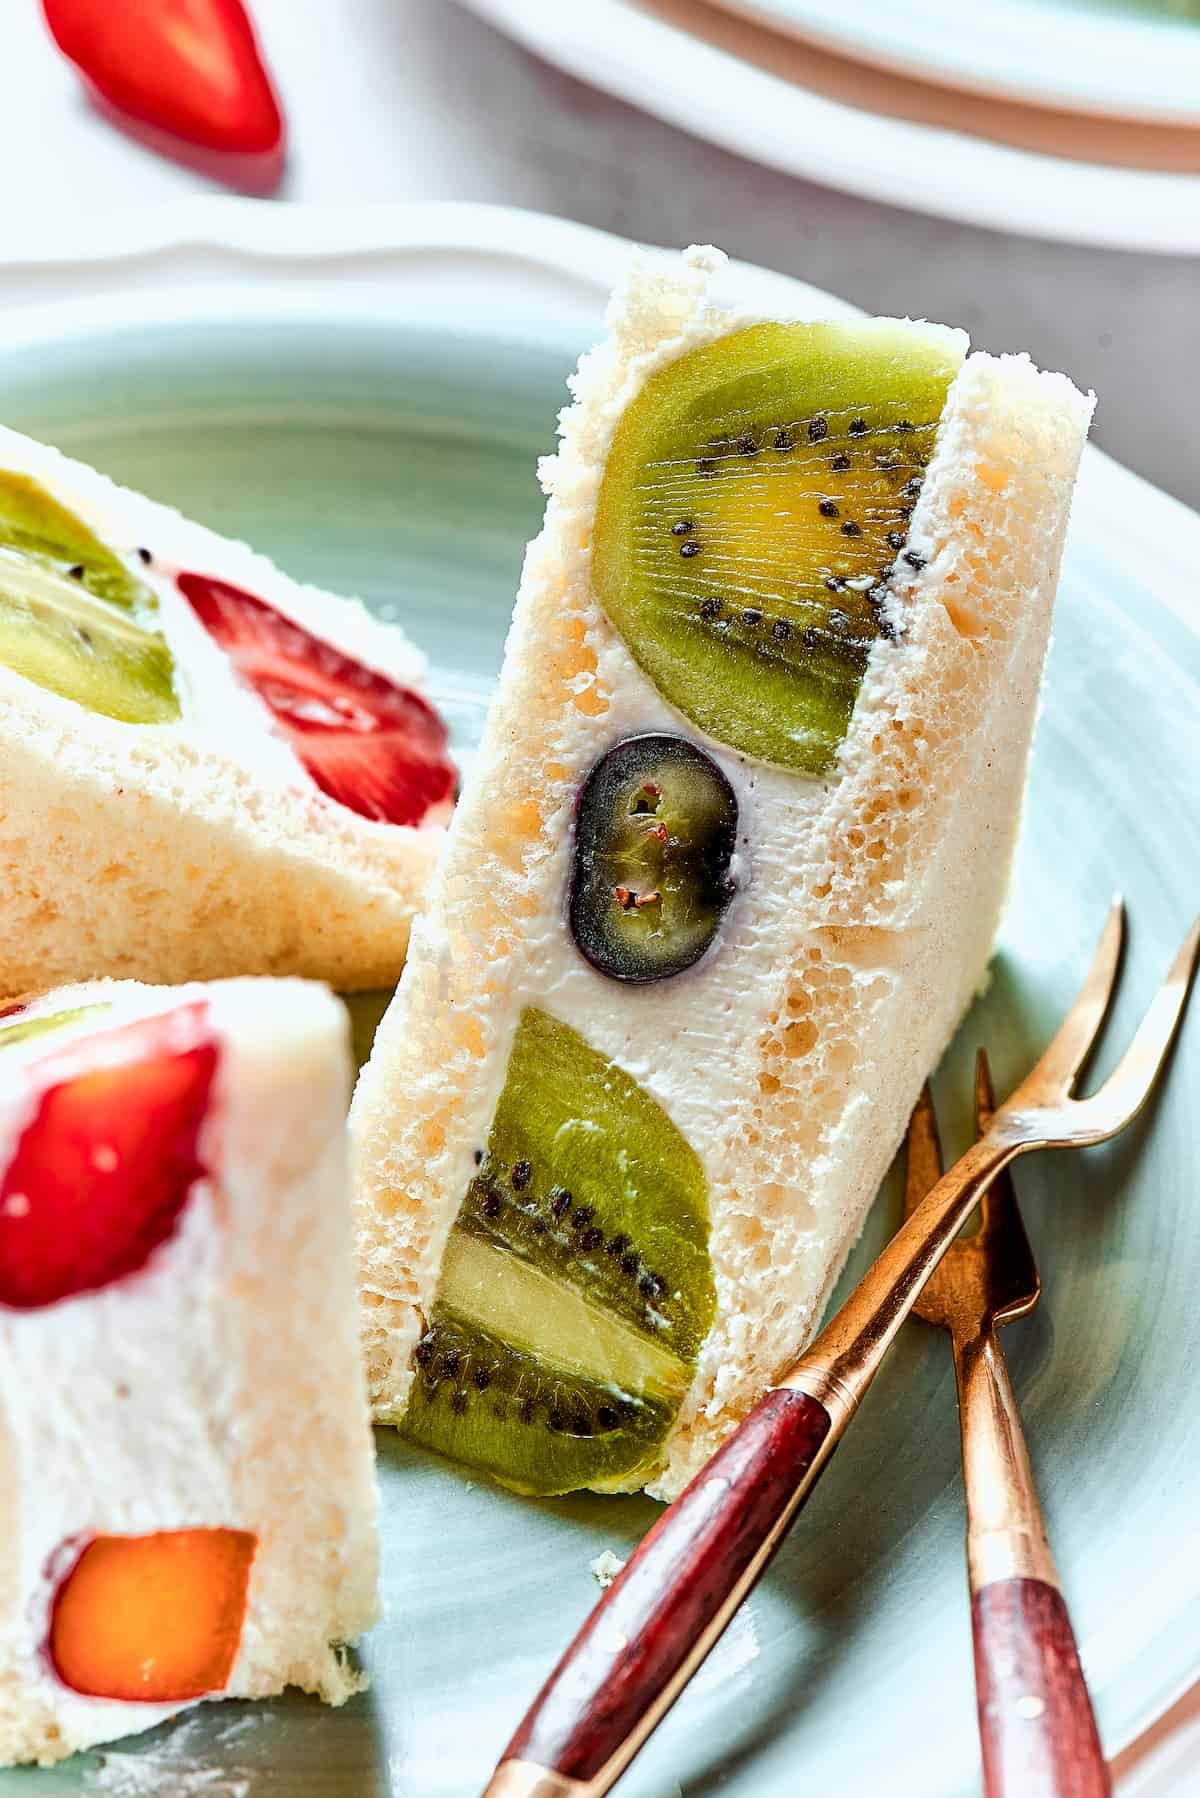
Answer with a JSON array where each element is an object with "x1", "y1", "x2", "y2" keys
[
  {"x1": 0, "y1": 709, "x2": 438, "y2": 993},
  {"x1": 352, "y1": 248, "x2": 1093, "y2": 1498}
]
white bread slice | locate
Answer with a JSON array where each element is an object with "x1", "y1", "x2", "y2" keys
[
  {"x1": 0, "y1": 425, "x2": 447, "y2": 996},
  {"x1": 0, "y1": 977, "x2": 378, "y2": 1765},
  {"x1": 352, "y1": 248, "x2": 1094, "y2": 1500}
]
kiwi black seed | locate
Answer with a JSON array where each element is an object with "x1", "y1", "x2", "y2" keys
[
  {"x1": 403, "y1": 1006, "x2": 714, "y2": 1495},
  {"x1": 591, "y1": 321, "x2": 962, "y2": 774},
  {"x1": 569, "y1": 733, "x2": 739, "y2": 984},
  {"x1": 0, "y1": 471, "x2": 180, "y2": 724}
]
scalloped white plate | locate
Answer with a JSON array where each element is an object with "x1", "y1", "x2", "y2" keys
[
  {"x1": 0, "y1": 204, "x2": 1195, "y2": 1798},
  {"x1": 457, "y1": 0, "x2": 1200, "y2": 253}
]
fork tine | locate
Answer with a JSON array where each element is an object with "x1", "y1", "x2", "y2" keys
[
  {"x1": 975, "y1": 1052, "x2": 1036, "y2": 1291},
  {"x1": 1020, "y1": 895, "x2": 1125, "y2": 1098},
  {"x1": 974, "y1": 1046, "x2": 998, "y2": 1134},
  {"x1": 1084, "y1": 913, "x2": 1200, "y2": 1128},
  {"x1": 974, "y1": 1048, "x2": 1000, "y2": 1230},
  {"x1": 904, "y1": 1082, "x2": 944, "y2": 1217}
]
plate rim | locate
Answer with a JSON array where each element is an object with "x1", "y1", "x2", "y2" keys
[
  {"x1": 454, "y1": 0, "x2": 1200, "y2": 255},
  {"x1": 709, "y1": 0, "x2": 1200, "y2": 127},
  {"x1": 0, "y1": 194, "x2": 1195, "y2": 1779}
]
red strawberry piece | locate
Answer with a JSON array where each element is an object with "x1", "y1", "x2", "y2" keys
[
  {"x1": 178, "y1": 573, "x2": 456, "y2": 828},
  {"x1": 42, "y1": 0, "x2": 285, "y2": 194},
  {"x1": 0, "y1": 1006, "x2": 217, "y2": 1310}
]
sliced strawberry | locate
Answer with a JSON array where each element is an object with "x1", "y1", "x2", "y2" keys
[
  {"x1": 43, "y1": 0, "x2": 285, "y2": 193},
  {"x1": 0, "y1": 1006, "x2": 217, "y2": 1310},
  {"x1": 178, "y1": 572, "x2": 455, "y2": 828}
]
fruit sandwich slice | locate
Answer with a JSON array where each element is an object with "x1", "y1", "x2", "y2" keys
[
  {"x1": 0, "y1": 425, "x2": 454, "y2": 996},
  {"x1": 353, "y1": 247, "x2": 1093, "y2": 1502},
  {"x1": 0, "y1": 977, "x2": 377, "y2": 1766}
]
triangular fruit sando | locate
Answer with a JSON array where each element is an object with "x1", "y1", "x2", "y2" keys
[
  {"x1": 353, "y1": 247, "x2": 1093, "y2": 1500},
  {"x1": 0, "y1": 978, "x2": 377, "y2": 1765},
  {"x1": 0, "y1": 427, "x2": 454, "y2": 995}
]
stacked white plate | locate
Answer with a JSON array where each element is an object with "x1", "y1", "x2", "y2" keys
[
  {"x1": 722, "y1": 0, "x2": 1200, "y2": 123},
  {"x1": 459, "y1": 0, "x2": 1200, "y2": 251}
]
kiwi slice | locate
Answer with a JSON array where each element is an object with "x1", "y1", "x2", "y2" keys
[
  {"x1": 592, "y1": 321, "x2": 963, "y2": 774},
  {"x1": 403, "y1": 1006, "x2": 714, "y2": 1495},
  {"x1": 0, "y1": 1004, "x2": 108, "y2": 1052},
  {"x1": 569, "y1": 733, "x2": 738, "y2": 983},
  {"x1": 0, "y1": 471, "x2": 178, "y2": 723},
  {"x1": 405, "y1": 1243, "x2": 682, "y2": 1496}
]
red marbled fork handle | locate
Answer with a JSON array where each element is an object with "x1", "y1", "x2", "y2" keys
[
  {"x1": 484, "y1": 1386, "x2": 833, "y2": 1798},
  {"x1": 973, "y1": 1578, "x2": 1110, "y2": 1798},
  {"x1": 953, "y1": 1316, "x2": 1109, "y2": 1797}
]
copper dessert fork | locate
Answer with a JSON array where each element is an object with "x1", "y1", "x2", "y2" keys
[
  {"x1": 906, "y1": 1057, "x2": 1109, "y2": 1798},
  {"x1": 482, "y1": 898, "x2": 1199, "y2": 1798}
]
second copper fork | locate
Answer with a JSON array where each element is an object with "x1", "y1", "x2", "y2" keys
[{"x1": 907, "y1": 1056, "x2": 1110, "y2": 1798}]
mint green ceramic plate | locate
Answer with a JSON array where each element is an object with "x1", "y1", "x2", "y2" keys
[{"x1": 0, "y1": 207, "x2": 1196, "y2": 1798}]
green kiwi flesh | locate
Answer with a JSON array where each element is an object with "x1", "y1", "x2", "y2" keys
[
  {"x1": 0, "y1": 1004, "x2": 109, "y2": 1052},
  {"x1": 0, "y1": 472, "x2": 179, "y2": 723},
  {"x1": 591, "y1": 321, "x2": 963, "y2": 774},
  {"x1": 402, "y1": 1005, "x2": 715, "y2": 1495}
]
